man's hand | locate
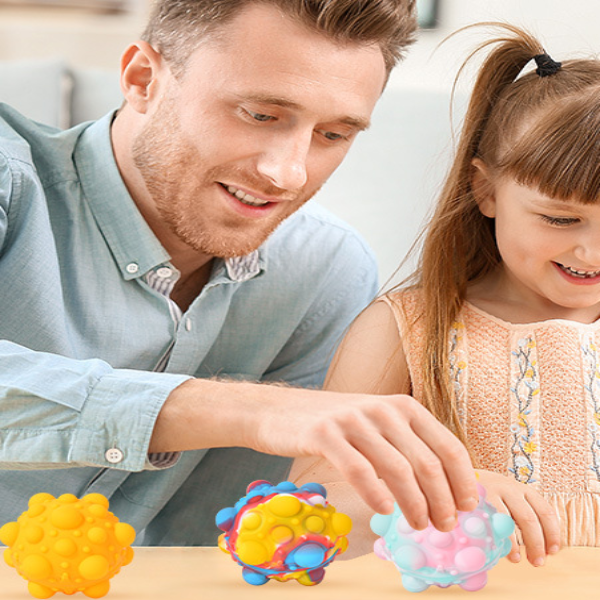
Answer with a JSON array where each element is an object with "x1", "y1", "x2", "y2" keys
[
  {"x1": 255, "y1": 389, "x2": 479, "y2": 532},
  {"x1": 151, "y1": 379, "x2": 478, "y2": 533},
  {"x1": 475, "y1": 470, "x2": 561, "y2": 566}
]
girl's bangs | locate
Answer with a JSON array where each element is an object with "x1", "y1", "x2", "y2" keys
[{"x1": 500, "y1": 90, "x2": 600, "y2": 204}]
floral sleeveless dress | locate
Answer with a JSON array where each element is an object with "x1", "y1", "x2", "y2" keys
[{"x1": 383, "y1": 289, "x2": 600, "y2": 546}]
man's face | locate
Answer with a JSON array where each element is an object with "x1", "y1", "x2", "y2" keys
[{"x1": 132, "y1": 3, "x2": 387, "y2": 259}]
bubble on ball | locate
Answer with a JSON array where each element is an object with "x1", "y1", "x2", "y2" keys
[{"x1": 370, "y1": 483, "x2": 514, "y2": 593}]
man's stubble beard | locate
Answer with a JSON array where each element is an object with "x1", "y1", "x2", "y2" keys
[{"x1": 131, "y1": 97, "x2": 319, "y2": 259}]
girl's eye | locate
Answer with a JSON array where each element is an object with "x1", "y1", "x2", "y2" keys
[{"x1": 539, "y1": 214, "x2": 579, "y2": 226}]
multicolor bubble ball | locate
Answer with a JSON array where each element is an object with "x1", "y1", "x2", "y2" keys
[
  {"x1": 370, "y1": 482, "x2": 515, "y2": 593},
  {"x1": 0, "y1": 493, "x2": 136, "y2": 599},
  {"x1": 216, "y1": 480, "x2": 352, "y2": 586}
]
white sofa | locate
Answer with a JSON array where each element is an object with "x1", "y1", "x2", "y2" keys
[{"x1": 0, "y1": 56, "x2": 465, "y2": 284}]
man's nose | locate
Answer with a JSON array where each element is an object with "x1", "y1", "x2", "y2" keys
[{"x1": 256, "y1": 132, "x2": 310, "y2": 191}]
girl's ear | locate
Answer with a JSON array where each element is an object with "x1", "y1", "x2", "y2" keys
[
  {"x1": 119, "y1": 41, "x2": 165, "y2": 114},
  {"x1": 471, "y1": 158, "x2": 496, "y2": 218}
]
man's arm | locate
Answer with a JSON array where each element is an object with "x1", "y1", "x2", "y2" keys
[
  {"x1": 0, "y1": 340, "x2": 191, "y2": 472},
  {"x1": 150, "y1": 376, "x2": 479, "y2": 532}
]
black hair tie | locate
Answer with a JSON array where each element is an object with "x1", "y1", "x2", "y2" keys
[{"x1": 534, "y1": 53, "x2": 562, "y2": 77}]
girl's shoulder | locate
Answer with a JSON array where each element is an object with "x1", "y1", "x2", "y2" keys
[
  {"x1": 379, "y1": 287, "x2": 424, "y2": 316},
  {"x1": 377, "y1": 287, "x2": 426, "y2": 337}
]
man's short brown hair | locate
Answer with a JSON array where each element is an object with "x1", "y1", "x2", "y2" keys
[{"x1": 142, "y1": 0, "x2": 417, "y2": 77}]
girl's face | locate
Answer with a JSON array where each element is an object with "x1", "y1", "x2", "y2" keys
[{"x1": 474, "y1": 161, "x2": 600, "y2": 322}]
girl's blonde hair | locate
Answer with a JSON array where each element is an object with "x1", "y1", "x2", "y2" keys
[{"x1": 402, "y1": 23, "x2": 600, "y2": 444}]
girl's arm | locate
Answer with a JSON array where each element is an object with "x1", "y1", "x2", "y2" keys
[{"x1": 323, "y1": 299, "x2": 411, "y2": 395}]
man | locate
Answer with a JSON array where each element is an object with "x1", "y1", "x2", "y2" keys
[{"x1": 0, "y1": 0, "x2": 477, "y2": 545}]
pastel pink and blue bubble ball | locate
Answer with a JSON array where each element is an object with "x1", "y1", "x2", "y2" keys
[
  {"x1": 216, "y1": 480, "x2": 352, "y2": 586},
  {"x1": 370, "y1": 483, "x2": 515, "y2": 592}
]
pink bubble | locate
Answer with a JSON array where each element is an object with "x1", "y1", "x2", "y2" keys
[
  {"x1": 428, "y1": 530, "x2": 454, "y2": 549},
  {"x1": 374, "y1": 538, "x2": 390, "y2": 560},
  {"x1": 454, "y1": 547, "x2": 487, "y2": 572}
]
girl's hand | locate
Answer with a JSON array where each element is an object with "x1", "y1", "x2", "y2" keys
[{"x1": 475, "y1": 470, "x2": 561, "y2": 566}]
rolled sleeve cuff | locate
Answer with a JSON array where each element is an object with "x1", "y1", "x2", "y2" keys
[{"x1": 71, "y1": 368, "x2": 192, "y2": 472}]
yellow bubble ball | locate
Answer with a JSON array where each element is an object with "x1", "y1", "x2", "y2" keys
[
  {"x1": 4, "y1": 548, "x2": 14, "y2": 567},
  {"x1": 268, "y1": 495, "x2": 301, "y2": 517},
  {"x1": 27, "y1": 505, "x2": 46, "y2": 518},
  {"x1": 271, "y1": 525, "x2": 294, "y2": 544},
  {"x1": 87, "y1": 504, "x2": 107, "y2": 519},
  {"x1": 54, "y1": 538, "x2": 78, "y2": 557},
  {"x1": 242, "y1": 511, "x2": 262, "y2": 530},
  {"x1": 29, "y1": 493, "x2": 55, "y2": 507},
  {"x1": 0, "y1": 521, "x2": 20, "y2": 546},
  {"x1": 237, "y1": 540, "x2": 269, "y2": 566},
  {"x1": 83, "y1": 581, "x2": 111, "y2": 599},
  {"x1": 87, "y1": 527, "x2": 108, "y2": 545},
  {"x1": 51, "y1": 505, "x2": 84, "y2": 530},
  {"x1": 305, "y1": 516, "x2": 325, "y2": 534},
  {"x1": 25, "y1": 525, "x2": 45, "y2": 544},
  {"x1": 2, "y1": 493, "x2": 136, "y2": 599},
  {"x1": 21, "y1": 554, "x2": 53, "y2": 580},
  {"x1": 82, "y1": 494, "x2": 110, "y2": 509},
  {"x1": 27, "y1": 582, "x2": 54, "y2": 599},
  {"x1": 114, "y1": 523, "x2": 136, "y2": 547},
  {"x1": 331, "y1": 512, "x2": 353, "y2": 536},
  {"x1": 57, "y1": 494, "x2": 78, "y2": 504},
  {"x1": 79, "y1": 555, "x2": 110, "y2": 580}
]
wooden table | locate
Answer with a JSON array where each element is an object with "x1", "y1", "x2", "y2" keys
[{"x1": 1, "y1": 547, "x2": 597, "y2": 599}]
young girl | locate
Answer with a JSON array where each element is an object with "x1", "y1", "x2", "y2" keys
[{"x1": 292, "y1": 23, "x2": 600, "y2": 567}]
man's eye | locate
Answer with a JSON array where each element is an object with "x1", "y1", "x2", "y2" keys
[
  {"x1": 247, "y1": 110, "x2": 275, "y2": 122},
  {"x1": 323, "y1": 131, "x2": 343, "y2": 141},
  {"x1": 318, "y1": 130, "x2": 348, "y2": 142}
]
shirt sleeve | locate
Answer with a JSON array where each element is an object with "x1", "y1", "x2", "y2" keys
[
  {"x1": 0, "y1": 340, "x2": 192, "y2": 472},
  {"x1": 262, "y1": 231, "x2": 379, "y2": 388}
]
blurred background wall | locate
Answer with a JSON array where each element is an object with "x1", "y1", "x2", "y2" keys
[
  {"x1": 392, "y1": 0, "x2": 600, "y2": 92},
  {"x1": 0, "y1": 0, "x2": 597, "y2": 86}
]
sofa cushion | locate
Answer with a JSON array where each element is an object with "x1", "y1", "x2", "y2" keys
[
  {"x1": 0, "y1": 57, "x2": 71, "y2": 128},
  {"x1": 69, "y1": 67, "x2": 123, "y2": 125}
]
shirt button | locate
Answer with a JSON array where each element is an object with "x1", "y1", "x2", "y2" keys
[
  {"x1": 156, "y1": 266, "x2": 173, "y2": 279},
  {"x1": 126, "y1": 263, "x2": 139, "y2": 274},
  {"x1": 185, "y1": 319, "x2": 193, "y2": 331},
  {"x1": 105, "y1": 448, "x2": 124, "y2": 464}
]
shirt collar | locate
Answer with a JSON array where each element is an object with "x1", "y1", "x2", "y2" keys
[
  {"x1": 73, "y1": 111, "x2": 266, "y2": 283},
  {"x1": 74, "y1": 111, "x2": 170, "y2": 280},
  {"x1": 224, "y1": 252, "x2": 261, "y2": 282}
]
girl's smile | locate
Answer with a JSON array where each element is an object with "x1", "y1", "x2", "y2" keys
[{"x1": 471, "y1": 163, "x2": 600, "y2": 323}]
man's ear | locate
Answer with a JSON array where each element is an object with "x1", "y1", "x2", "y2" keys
[
  {"x1": 119, "y1": 41, "x2": 165, "y2": 114},
  {"x1": 471, "y1": 158, "x2": 496, "y2": 218}
]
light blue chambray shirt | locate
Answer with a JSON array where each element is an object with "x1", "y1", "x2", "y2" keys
[{"x1": 0, "y1": 104, "x2": 378, "y2": 545}]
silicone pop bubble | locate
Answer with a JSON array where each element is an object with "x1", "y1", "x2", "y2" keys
[
  {"x1": 216, "y1": 480, "x2": 352, "y2": 586},
  {"x1": 370, "y1": 482, "x2": 515, "y2": 592},
  {"x1": 0, "y1": 493, "x2": 136, "y2": 599}
]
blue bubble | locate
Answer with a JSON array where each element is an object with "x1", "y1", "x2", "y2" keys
[
  {"x1": 299, "y1": 483, "x2": 327, "y2": 497},
  {"x1": 293, "y1": 543, "x2": 326, "y2": 569},
  {"x1": 242, "y1": 568, "x2": 268, "y2": 586},
  {"x1": 275, "y1": 481, "x2": 298, "y2": 492},
  {"x1": 215, "y1": 506, "x2": 237, "y2": 531}
]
